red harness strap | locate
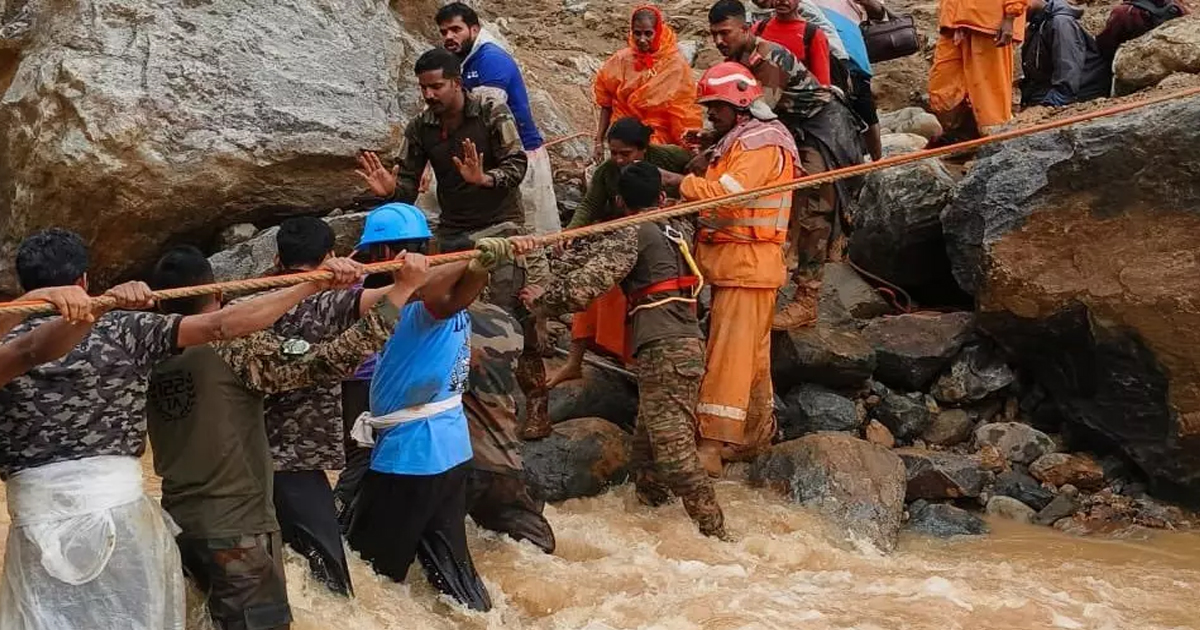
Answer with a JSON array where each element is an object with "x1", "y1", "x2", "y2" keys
[{"x1": 627, "y1": 276, "x2": 700, "y2": 303}]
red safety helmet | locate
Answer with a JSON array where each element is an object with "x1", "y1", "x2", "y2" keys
[{"x1": 696, "y1": 62, "x2": 763, "y2": 109}]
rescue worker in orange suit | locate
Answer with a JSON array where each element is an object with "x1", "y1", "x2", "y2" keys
[
  {"x1": 659, "y1": 63, "x2": 800, "y2": 475},
  {"x1": 928, "y1": 0, "x2": 1028, "y2": 141}
]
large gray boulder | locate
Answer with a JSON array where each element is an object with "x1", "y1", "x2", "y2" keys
[
  {"x1": 942, "y1": 95, "x2": 1200, "y2": 506},
  {"x1": 751, "y1": 432, "x2": 906, "y2": 551},
  {"x1": 848, "y1": 155, "x2": 963, "y2": 305},
  {"x1": 771, "y1": 324, "x2": 877, "y2": 391},
  {"x1": 208, "y1": 212, "x2": 369, "y2": 281},
  {"x1": 862, "y1": 312, "x2": 975, "y2": 390},
  {"x1": 1113, "y1": 14, "x2": 1200, "y2": 94},
  {"x1": 521, "y1": 418, "x2": 632, "y2": 502},
  {"x1": 547, "y1": 364, "x2": 638, "y2": 433},
  {"x1": 0, "y1": 0, "x2": 419, "y2": 292}
]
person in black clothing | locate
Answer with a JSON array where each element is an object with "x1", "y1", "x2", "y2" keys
[{"x1": 1020, "y1": 0, "x2": 1112, "y2": 108}]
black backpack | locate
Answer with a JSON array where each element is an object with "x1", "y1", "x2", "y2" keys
[
  {"x1": 755, "y1": 18, "x2": 853, "y2": 95},
  {"x1": 1127, "y1": 0, "x2": 1185, "y2": 29}
]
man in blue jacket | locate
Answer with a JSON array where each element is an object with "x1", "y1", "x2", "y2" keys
[{"x1": 436, "y1": 2, "x2": 561, "y2": 236}]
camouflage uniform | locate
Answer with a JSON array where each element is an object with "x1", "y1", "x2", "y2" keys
[
  {"x1": 176, "y1": 533, "x2": 291, "y2": 630},
  {"x1": 537, "y1": 222, "x2": 727, "y2": 538}
]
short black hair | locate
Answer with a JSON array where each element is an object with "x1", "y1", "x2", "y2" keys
[
  {"x1": 276, "y1": 217, "x2": 334, "y2": 270},
  {"x1": 149, "y1": 245, "x2": 215, "y2": 315},
  {"x1": 360, "y1": 238, "x2": 430, "y2": 288},
  {"x1": 16, "y1": 228, "x2": 89, "y2": 291},
  {"x1": 617, "y1": 161, "x2": 663, "y2": 211},
  {"x1": 709, "y1": 0, "x2": 748, "y2": 24},
  {"x1": 607, "y1": 117, "x2": 654, "y2": 150},
  {"x1": 435, "y1": 2, "x2": 480, "y2": 27},
  {"x1": 414, "y1": 48, "x2": 463, "y2": 79}
]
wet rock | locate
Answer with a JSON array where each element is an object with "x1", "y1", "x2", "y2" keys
[
  {"x1": 897, "y1": 449, "x2": 987, "y2": 500},
  {"x1": 1029, "y1": 453, "x2": 1105, "y2": 490},
  {"x1": 217, "y1": 223, "x2": 259, "y2": 250},
  {"x1": 864, "y1": 420, "x2": 896, "y2": 449},
  {"x1": 548, "y1": 365, "x2": 638, "y2": 433},
  {"x1": 880, "y1": 133, "x2": 930, "y2": 157},
  {"x1": 750, "y1": 433, "x2": 906, "y2": 552},
  {"x1": 0, "y1": 1, "x2": 417, "y2": 292},
  {"x1": 875, "y1": 391, "x2": 934, "y2": 440},
  {"x1": 848, "y1": 158, "x2": 963, "y2": 306},
  {"x1": 985, "y1": 495, "x2": 1036, "y2": 524},
  {"x1": 1034, "y1": 486, "x2": 1081, "y2": 526},
  {"x1": 941, "y1": 95, "x2": 1200, "y2": 506},
  {"x1": 931, "y1": 343, "x2": 1015, "y2": 404},
  {"x1": 209, "y1": 212, "x2": 369, "y2": 281},
  {"x1": 907, "y1": 500, "x2": 989, "y2": 537},
  {"x1": 878, "y1": 107, "x2": 944, "y2": 140},
  {"x1": 992, "y1": 470, "x2": 1055, "y2": 511},
  {"x1": 818, "y1": 262, "x2": 893, "y2": 327},
  {"x1": 778, "y1": 385, "x2": 861, "y2": 441},
  {"x1": 521, "y1": 418, "x2": 632, "y2": 502},
  {"x1": 1113, "y1": 14, "x2": 1200, "y2": 94},
  {"x1": 922, "y1": 409, "x2": 976, "y2": 446},
  {"x1": 771, "y1": 325, "x2": 876, "y2": 392},
  {"x1": 973, "y1": 422, "x2": 1057, "y2": 465},
  {"x1": 862, "y1": 313, "x2": 975, "y2": 391}
]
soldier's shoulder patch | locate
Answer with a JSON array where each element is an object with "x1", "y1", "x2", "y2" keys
[{"x1": 280, "y1": 338, "x2": 312, "y2": 356}]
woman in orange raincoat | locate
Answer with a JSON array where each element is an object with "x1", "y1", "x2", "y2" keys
[{"x1": 592, "y1": 5, "x2": 704, "y2": 163}]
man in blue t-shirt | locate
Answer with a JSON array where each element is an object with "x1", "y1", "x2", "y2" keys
[
  {"x1": 343, "y1": 203, "x2": 515, "y2": 612},
  {"x1": 435, "y1": 2, "x2": 561, "y2": 236}
]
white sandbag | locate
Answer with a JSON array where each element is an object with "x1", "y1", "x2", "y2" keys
[
  {"x1": 521, "y1": 146, "x2": 561, "y2": 235},
  {"x1": 0, "y1": 456, "x2": 185, "y2": 630}
]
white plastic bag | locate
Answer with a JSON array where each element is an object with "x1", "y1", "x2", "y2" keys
[{"x1": 1, "y1": 456, "x2": 185, "y2": 630}]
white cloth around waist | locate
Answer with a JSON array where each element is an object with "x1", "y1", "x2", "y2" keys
[
  {"x1": 351, "y1": 394, "x2": 465, "y2": 448},
  {"x1": 7, "y1": 455, "x2": 142, "y2": 527}
]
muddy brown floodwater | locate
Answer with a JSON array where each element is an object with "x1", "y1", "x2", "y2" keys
[{"x1": 2, "y1": 458, "x2": 1198, "y2": 630}]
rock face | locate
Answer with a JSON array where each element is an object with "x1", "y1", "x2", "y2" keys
[
  {"x1": 863, "y1": 313, "x2": 975, "y2": 390},
  {"x1": 0, "y1": 0, "x2": 420, "y2": 292},
  {"x1": 547, "y1": 365, "x2": 638, "y2": 433},
  {"x1": 973, "y1": 422, "x2": 1057, "y2": 465},
  {"x1": 521, "y1": 418, "x2": 632, "y2": 502},
  {"x1": 750, "y1": 433, "x2": 907, "y2": 551},
  {"x1": 778, "y1": 385, "x2": 861, "y2": 441},
  {"x1": 208, "y1": 212, "x2": 369, "y2": 281},
  {"x1": 931, "y1": 343, "x2": 1015, "y2": 404},
  {"x1": 907, "y1": 500, "x2": 989, "y2": 537},
  {"x1": 771, "y1": 325, "x2": 877, "y2": 392},
  {"x1": 848, "y1": 158, "x2": 962, "y2": 305},
  {"x1": 1113, "y1": 14, "x2": 1200, "y2": 94},
  {"x1": 1029, "y1": 453, "x2": 1105, "y2": 490},
  {"x1": 942, "y1": 96, "x2": 1200, "y2": 506},
  {"x1": 897, "y1": 449, "x2": 987, "y2": 500},
  {"x1": 818, "y1": 262, "x2": 893, "y2": 326}
]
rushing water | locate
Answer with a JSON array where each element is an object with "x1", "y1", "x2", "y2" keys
[{"x1": 2, "y1": 461, "x2": 1198, "y2": 630}]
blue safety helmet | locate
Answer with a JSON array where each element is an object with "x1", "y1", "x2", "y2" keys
[{"x1": 356, "y1": 203, "x2": 432, "y2": 249}]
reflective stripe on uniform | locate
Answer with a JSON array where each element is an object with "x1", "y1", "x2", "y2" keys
[
  {"x1": 696, "y1": 402, "x2": 748, "y2": 421},
  {"x1": 718, "y1": 174, "x2": 745, "y2": 193}
]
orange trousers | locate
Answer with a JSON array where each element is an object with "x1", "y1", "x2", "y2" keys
[
  {"x1": 696, "y1": 286, "x2": 776, "y2": 455},
  {"x1": 570, "y1": 287, "x2": 632, "y2": 363},
  {"x1": 928, "y1": 30, "x2": 1015, "y2": 131}
]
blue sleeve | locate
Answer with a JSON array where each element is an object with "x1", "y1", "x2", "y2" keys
[{"x1": 472, "y1": 48, "x2": 517, "y2": 91}]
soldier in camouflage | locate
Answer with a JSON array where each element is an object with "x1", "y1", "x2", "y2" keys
[
  {"x1": 355, "y1": 47, "x2": 553, "y2": 442},
  {"x1": 144, "y1": 245, "x2": 428, "y2": 630},
  {"x1": 515, "y1": 163, "x2": 728, "y2": 540}
]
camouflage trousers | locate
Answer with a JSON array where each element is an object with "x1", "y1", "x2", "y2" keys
[
  {"x1": 633, "y1": 336, "x2": 726, "y2": 538},
  {"x1": 788, "y1": 144, "x2": 838, "y2": 285},
  {"x1": 177, "y1": 532, "x2": 292, "y2": 630},
  {"x1": 439, "y1": 227, "x2": 550, "y2": 432}
]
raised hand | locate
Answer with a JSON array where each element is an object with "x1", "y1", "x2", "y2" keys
[
  {"x1": 452, "y1": 139, "x2": 490, "y2": 187},
  {"x1": 356, "y1": 151, "x2": 399, "y2": 198}
]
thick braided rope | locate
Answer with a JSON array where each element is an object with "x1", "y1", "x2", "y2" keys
[{"x1": 4, "y1": 86, "x2": 1199, "y2": 317}]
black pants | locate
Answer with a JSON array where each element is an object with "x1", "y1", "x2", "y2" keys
[
  {"x1": 345, "y1": 463, "x2": 491, "y2": 611},
  {"x1": 273, "y1": 470, "x2": 353, "y2": 596}
]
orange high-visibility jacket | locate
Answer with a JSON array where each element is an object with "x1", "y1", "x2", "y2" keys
[
  {"x1": 939, "y1": 0, "x2": 1028, "y2": 40},
  {"x1": 681, "y1": 139, "x2": 794, "y2": 289}
]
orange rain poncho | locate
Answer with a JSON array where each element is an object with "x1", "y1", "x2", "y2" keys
[{"x1": 593, "y1": 5, "x2": 704, "y2": 146}]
